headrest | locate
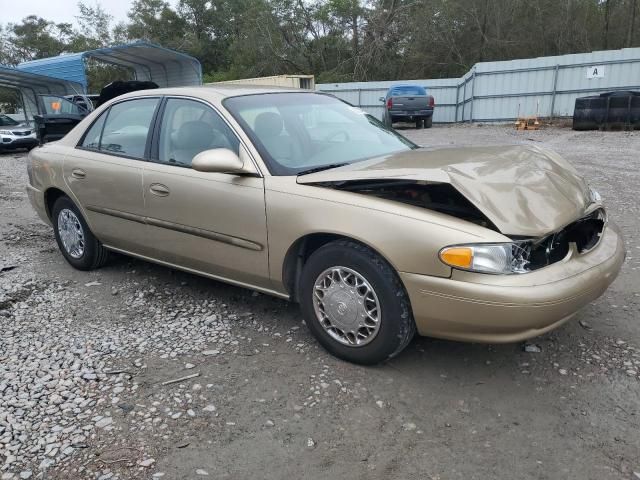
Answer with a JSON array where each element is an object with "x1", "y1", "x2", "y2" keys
[
  {"x1": 173, "y1": 121, "x2": 214, "y2": 150},
  {"x1": 254, "y1": 112, "x2": 284, "y2": 139}
]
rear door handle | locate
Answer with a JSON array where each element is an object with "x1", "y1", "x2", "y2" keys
[
  {"x1": 71, "y1": 169, "x2": 86, "y2": 179},
  {"x1": 149, "y1": 183, "x2": 170, "y2": 197}
]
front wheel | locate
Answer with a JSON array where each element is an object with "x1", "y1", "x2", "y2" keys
[
  {"x1": 52, "y1": 196, "x2": 108, "y2": 270},
  {"x1": 299, "y1": 240, "x2": 415, "y2": 365}
]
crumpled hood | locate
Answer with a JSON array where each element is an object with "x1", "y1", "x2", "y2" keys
[{"x1": 297, "y1": 145, "x2": 592, "y2": 237}]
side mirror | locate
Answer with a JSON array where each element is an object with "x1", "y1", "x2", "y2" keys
[
  {"x1": 191, "y1": 148, "x2": 246, "y2": 173},
  {"x1": 379, "y1": 96, "x2": 385, "y2": 103}
]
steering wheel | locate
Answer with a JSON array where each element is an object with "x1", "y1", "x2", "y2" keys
[{"x1": 324, "y1": 130, "x2": 350, "y2": 142}]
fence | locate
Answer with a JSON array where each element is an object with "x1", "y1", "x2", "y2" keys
[{"x1": 317, "y1": 47, "x2": 640, "y2": 123}]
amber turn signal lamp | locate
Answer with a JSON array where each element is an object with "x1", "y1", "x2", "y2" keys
[{"x1": 439, "y1": 247, "x2": 474, "y2": 269}]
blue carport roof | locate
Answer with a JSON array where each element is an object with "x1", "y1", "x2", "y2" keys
[
  {"x1": 0, "y1": 65, "x2": 84, "y2": 94},
  {"x1": 0, "y1": 65, "x2": 85, "y2": 119},
  {"x1": 17, "y1": 41, "x2": 202, "y2": 92}
]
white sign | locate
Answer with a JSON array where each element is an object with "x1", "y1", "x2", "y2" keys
[{"x1": 586, "y1": 65, "x2": 605, "y2": 79}]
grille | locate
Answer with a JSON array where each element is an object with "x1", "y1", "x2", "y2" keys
[
  {"x1": 13, "y1": 130, "x2": 32, "y2": 136},
  {"x1": 518, "y1": 209, "x2": 606, "y2": 271}
]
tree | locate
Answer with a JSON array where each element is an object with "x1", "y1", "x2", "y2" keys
[
  {"x1": 2, "y1": 16, "x2": 71, "y2": 64},
  {"x1": 127, "y1": 0, "x2": 187, "y2": 47},
  {"x1": 0, "y1": 0, "x2": 639, "y2": 84},
  {"x1": 74, "y1": 2, "x2": 114, "y2": 48}
]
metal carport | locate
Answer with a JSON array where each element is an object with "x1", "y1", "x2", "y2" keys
[
  {"x1": 17, "y1": 41, "x2": 202, "y2": 92},
  {"x1": 0, "y1": 66, "x2": 84, "y2": 122}
]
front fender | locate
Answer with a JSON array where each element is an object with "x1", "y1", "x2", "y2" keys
[{"x1": 265, "y1": 178, "x2": 508, "y2": 293}]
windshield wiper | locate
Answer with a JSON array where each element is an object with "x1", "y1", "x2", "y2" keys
[{"x1": 296, "y1": 163, "x2": 349, "y2": 176}]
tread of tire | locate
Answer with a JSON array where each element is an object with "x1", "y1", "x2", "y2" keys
[
  {"x1": 328, "y1": 239, "x2": 416, "y2": 360},
  {"x1": 53, "y1": 195, "x2": 108, "y2": 270},
  {"x1": 91, "y1": 241, "x2": 109, "y2": 269}
]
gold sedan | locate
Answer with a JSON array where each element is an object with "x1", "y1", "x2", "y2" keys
[{"x1": 26, "y1": 87, "x2": 625, "y2": 364}]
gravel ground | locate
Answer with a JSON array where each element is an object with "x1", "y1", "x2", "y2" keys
[{"x1": 1, "y1": 124, "x2": 639, "y2": 480}]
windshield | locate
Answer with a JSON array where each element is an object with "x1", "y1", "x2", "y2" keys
[
  {"x1": 0, "y1": 115, "x2": 19, "y2": 126},
  {"x1": 389, "y1": 85, "x2": 426, "y2": 96},
  {"x1": 223, "y1": 93, "x2": 418, "y2": 175}
]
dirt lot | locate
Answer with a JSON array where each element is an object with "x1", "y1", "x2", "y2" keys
[{"x1": 1, "y1": 124, "x2": 639, "y2": 480}]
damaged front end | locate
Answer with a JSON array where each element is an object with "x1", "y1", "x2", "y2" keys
[
  {"x1": 511, "y1": 207, "x2": 607, "y2": 272},
  {"x1": 316, "y1": 178, "x2": 606, "y2": 275},
  {"x1": 438, "y1": 207, "x2": 606, "y2": 275},
  {"x1": 297, "y1": 145, "x2": 607, "y2": 274}
]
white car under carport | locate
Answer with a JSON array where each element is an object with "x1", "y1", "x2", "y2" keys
[{"x1": 0, "y1": 114, "x2": 37, "y2": 151}]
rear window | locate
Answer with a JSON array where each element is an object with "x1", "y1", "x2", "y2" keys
[{"x1": 390, "y1": 86, "x2": 426, "y2": 96}]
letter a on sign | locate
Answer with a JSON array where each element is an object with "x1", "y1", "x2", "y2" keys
[{"x1": 587, "y1": 66, "x2": 605, "y2": 79}]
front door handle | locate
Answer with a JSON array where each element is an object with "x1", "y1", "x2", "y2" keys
[
  {"x1": 149, "y1": 183, "x2": 170, "y2": 197},
  {"x1": 71, "y1": 169, "x2": 86, "y2": 179}
]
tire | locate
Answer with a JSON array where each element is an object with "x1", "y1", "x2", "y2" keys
[
  {"x1": 416, "y1": 118, "x2": 424, "y2": 129},
  {"x1": 383, "y1": 112, "x2": 393, "y2": 128},
  {"x1": 424, "y1": 116, "x2": 433, "y2": 128},
  {"x1": 52, "y1": 196, "x2": 108, "y2": 270},
  {"x1": 299, "y1": 240, "x2": 415, "y2": 365}
]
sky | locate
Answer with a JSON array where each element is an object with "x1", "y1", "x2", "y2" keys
[{"x1": 0, "y1": 0, "x2": 178, "y2": 27}]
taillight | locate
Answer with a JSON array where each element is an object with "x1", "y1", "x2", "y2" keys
[
  {"x1": 386, "y1": 98, "x2": 393, "y2": 109},
  {"x1": 428, "y1": 96, "x2": 435, "y2": 108}
]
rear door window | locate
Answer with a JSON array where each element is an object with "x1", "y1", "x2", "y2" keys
[
  {"x1": 80, "y1": 112, "x2": 107, "y2": 150},
  {"x1": 99, "y1": 98, "x2": 160, "y2": 159}
]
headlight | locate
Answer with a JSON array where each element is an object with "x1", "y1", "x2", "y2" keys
[
  {"x1": 0, "y1": 130, "x2": 12, "y2": 135},
  {"x1": 439, "y1": 242, "x2": 532, "y2": 274}
]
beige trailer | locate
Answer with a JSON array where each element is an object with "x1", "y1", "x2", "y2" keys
[{"x1": 208, "y1": 74, "x2": 315, "y2": 90}]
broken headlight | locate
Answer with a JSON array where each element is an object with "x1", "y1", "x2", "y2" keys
[{"x1": 439, "y1": 242, "x2": 532, "y2": 274}]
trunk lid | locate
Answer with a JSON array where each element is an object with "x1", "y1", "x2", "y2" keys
[
  {"x1": 297, "y1": 145, "x2": 592, "y2": 237},
  {"x1": 390, "y1": 95, "x2": 428, "y2": 112}
]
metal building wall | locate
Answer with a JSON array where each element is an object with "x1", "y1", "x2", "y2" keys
[
  {"x1": 318, "y1": 78, "x2": 460, "y2": 123},
  {"x1": 317, "y1": 47, "x2": 640, "y2": 123}
]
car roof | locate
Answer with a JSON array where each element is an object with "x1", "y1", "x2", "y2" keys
[{"x1": 115, "y1": 85, "x2": 313, "y2": 102}]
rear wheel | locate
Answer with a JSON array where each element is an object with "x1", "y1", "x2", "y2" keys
[
  {"x1": 52, "y1": 196, "x2": 108, "y2": 271},
  {"x1": 299, "y1": 240, "x2": 415, "y2": 365},
  {"x1": 416, "y1": 118, "x2": 424, "y2": 129},
  {"x1": 424, "y1": 116, "x2": 433, "y2": 128}
]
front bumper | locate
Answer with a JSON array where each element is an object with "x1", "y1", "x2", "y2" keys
[
  {"x1": 401, "y1": 221, "x2": 625, "y2": 343},
  {"x1": 389, "y1": 109, "x2": 434, "y2": 119}
]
